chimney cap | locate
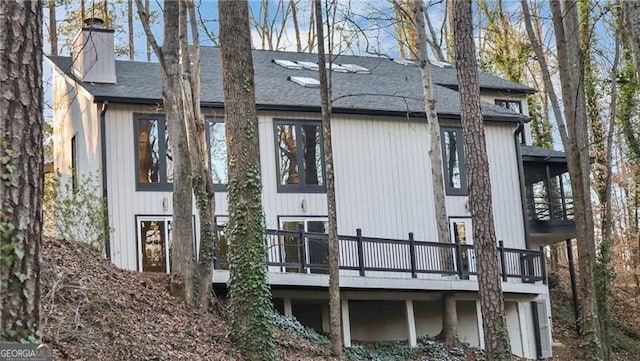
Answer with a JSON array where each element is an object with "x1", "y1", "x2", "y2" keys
[{"x1": 83, "y1": 17, "x2": 105, "y2": 29}]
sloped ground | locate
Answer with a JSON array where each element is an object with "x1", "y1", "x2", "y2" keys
[
  {"x1": 40, "y1": 237, "x2": 335, "y2": 361},
  {"x1": 548, "y1": 269, "x2": 640, "y2": 361},
  {"x1": 43, "y1": 236, "x2": 640, "y2": 360}
]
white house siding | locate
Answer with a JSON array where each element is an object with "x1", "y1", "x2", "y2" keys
[
  {"x1": 102, "y1": 106, "x2": 527, "y2": 271},
  {"x1": 104, "y1": 104, "x2": 219, "y2": 270},
  {"x1": 330, "y1": 114, "x2": 437, "y2": 241},
  {"x1": 485, "y1": 123, "x2": 526, "y2": 249},
  {"x1": 480, "y1": 92, "x2": 531, "y2": 143},
  {"x1": 52, "y1": 70, "x2": 101, "y2": 183},
  {"x1": 429, "y1": 119, "x2": 525, "y2": 250}
]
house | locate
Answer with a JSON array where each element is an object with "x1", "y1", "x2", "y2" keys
[{"x1": 47, "y1": 22, "x2": 575, "y2": 359}]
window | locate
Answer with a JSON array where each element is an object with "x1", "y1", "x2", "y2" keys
[
  {"x1": 274, "y1": 120, "x2": 325, "y2": 192},
  {"x1": 279, "y1": 217, "x2": 328, "y2": 274},
  {"x1": 135, "y1": 114, "x2": 172, "y2": 191},
  {"x1": 206, "y1": 118, "x2": 227, "y2": 191},
  {"x1": 135, "y1": 114, "x2": 228, "y2": 191},
  {"x1": 71, "y1": 135, "x2": 78, "y2": 191},
  {"x1": 495, "y1": 99, "x2": 523, "y2": 114},
  {"x1": 441, "y1": 127, "x2": 468, "y2": 195},
  {"x1": 136, "y1": 216, "x2": 173, "y2": 272},
  {"x1": 449, "y1": 217, "x2": 474, "y2": 279},
  {"x1": 214, "y1": 216, "x2": 229, "y2": 270},
  {"x1": 136, "y1": 215, "x2": 196, "y2": 273}
]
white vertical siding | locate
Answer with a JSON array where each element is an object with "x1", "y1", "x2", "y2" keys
[
  {"x1": 52, "y1": 70, "x2": 101, "y2": 181},
  {"x1": 331, "y1": 114, "x2": 437, "y2": 240},
  {"x1": 102, "y1": 105, "x2": 526, "y2": 271},
  {"x1": 486, "y1": 124, "x2": 526, "y2": 248}
]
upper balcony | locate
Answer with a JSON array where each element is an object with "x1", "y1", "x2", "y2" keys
[
  {"x1": 212, "y1": 226, "x2": 547, "y2": 295},
  {"x1": 521, "y1": 146, "x2": 576, "y2": 245}
]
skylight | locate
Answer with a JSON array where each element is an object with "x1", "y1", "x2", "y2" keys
[
  {"x1": 339, "y1": 63, "x2": 370, "y2": 74},
  {"x1": 327, "y1": 63, "x2": 349, "y2": 72},
  {"x1": 273, "y1": 59, "x2": 302, "y2": 70},
  {"x1": 288, "y1": 76, "x2": 320, "y2": 88},
  {"x1": 393, "y1": 58, "x2": 417, "y2": 66},
  {"x1": 296, "y1": 61, "x2": 319, "y2": 71}
]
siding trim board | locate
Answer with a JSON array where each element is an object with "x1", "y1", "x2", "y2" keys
[{"x1": 90, "y1": 96, "x2": 525, "y2": 124}]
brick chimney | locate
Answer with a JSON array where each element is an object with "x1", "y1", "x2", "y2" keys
[{"x1": 72, "y1": 17, "x2": 116, "y2": 84}]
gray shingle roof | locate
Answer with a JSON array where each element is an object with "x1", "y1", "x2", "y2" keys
[
  {"x1": 521, "y1": 145, "x2": 567, "y2": 160},
  {"x1": 47, "y1": 47, "x2": 533, "y2": 121}
]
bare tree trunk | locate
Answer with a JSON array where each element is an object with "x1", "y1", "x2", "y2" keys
[
  {"x1": 454, "y1": 2, "x2": 512, "y2": 359},
  {"x1": 550, "y1": 2, "x2": 603, "y2": 359},
  {"x1": 218, "y1": 1, "x2": 275, "y2": 359},
  {"x1": 314, "y1": 1, "x2": 342, "y2": 357},
  {"x1": 136, "y1": 0, "x2": 195, "y2": 307},
  {"x1": 289, "y1": 0, "x2": 302, "y2": 52},
  {"x1": 128, "y1": 0, "x2": 134, "y2": 60},
  {"x1": 622, "y1": 1, "x2": 640, "y2": 73},
  {"x1": 306, "y1": 1, "x2": 315, "y2": 52},
  {"x1": 145, "y1": 0, "x2": 151, "y2": 61},
  {"x1": 0, "y1": 0, "x2": 43, "y2": 342},
  {"x1": 48, "y1": 0, "x2": 58, "y2": 55},
  {"x1": 179, "y1": 0, "x2": 217, "y2": 311},
  {"x1": 412, "y1": 0, "x2": 457, "y2": 346}
]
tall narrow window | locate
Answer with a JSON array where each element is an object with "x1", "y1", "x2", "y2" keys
[
  {"x1": 207, "y1": 119, "x2": 228, "y2": 190},
  {"x1": 441, "y1": 127, "x2": 468, "y2": 195},
  {"x1": 71, "y1": 135, "x2": 78, "y2": 191},
  {"x1": 135, "y1": 114, "x2": 171, "y2": 191},
  {"x1": 274, "y1": 120, "x2": 325, "y2": 192}
]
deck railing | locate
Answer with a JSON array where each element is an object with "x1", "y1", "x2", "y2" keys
[
  {"x1": 214, "y1": 226, "x2": 546, "y2": 284},
  {"x1": 527, "y1": 195, "x2": 575, "y2": 223}
]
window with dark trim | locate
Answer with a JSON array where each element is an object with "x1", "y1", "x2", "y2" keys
[
  {"x1": 134, "y1": 114, "x2": 172, "y2": 191},
  {"x1": 495, "y1": 99, "x2": 523, "y2": 114},
  {"x1": 274, "y1": 120, "x2": 325, "y2": 193},
  {"x1": 71, "y1": 135, "x2": 78, "y2": 191},
  {"x1": 441, "y1": 127, "x2": 468, "y2": 195},
  {"x1": 135, "y1": 114, "x2": 229, "y2": 192},
  {"x1": 206, "y1": 118, "x2": 227, "y2": 191}
]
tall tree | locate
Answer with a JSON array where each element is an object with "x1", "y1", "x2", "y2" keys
[
  {"x1": 48, "y1": 0, "x2": 58, "y2": 55},
  {"x1": 412, "y1": 0, "x2": 457, "y2": 346},
  {"x1": 314, "y1": 0, "x2": 342, "y2": 356},
  {"x1": 178, "y1": 0, "x2": 217, "y2": 311},
  {"x1": 522, "y1": 0, "x2": 603, "y2": 358},
  {"x1": 621, "y1": 1, "x2": 640, "y2": 73},
  {"x1": 218, "y1": 1, "x2": 275, "y2": 360},
  {"x1": 454, "y1": 1, "x2": 512, "y2": 359},
  {"x1": 136, "y1": 0, "x2": 196, "y2": 306},
  {"x1": 578, "y1": 1, "x2": 613, "y2": 358},
  {"x1": 128, "y1": 0, "x2": 134, "y2": 60},
  {"x1": 0, "y1": 0, "x2": 43, "y2": 342}
]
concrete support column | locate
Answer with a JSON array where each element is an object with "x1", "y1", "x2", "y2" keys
[
  {"x1": 476, "y1": 300, "x2": 485, "y2": 349},
  {"x1": 405, "y1": 299, "x2": 417, "y2": 347},
  {"x1": 283, "y1": 297, "x2": 293, "y2": 317},
  {"x1": 321, "y1": 303, "x2": 330, "y2": 334},
  {"x1": 341, "y1": 298, "x2": 351, "y2": 347}
]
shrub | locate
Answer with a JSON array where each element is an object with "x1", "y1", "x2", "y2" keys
[{"x1": 44, "y1": 171, "x2": 110, "y2": 251}]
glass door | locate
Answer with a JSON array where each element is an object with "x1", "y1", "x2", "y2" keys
[
  {"x1": 279, "y1": 218, "x2": 328, "y2": 273},
  {"x1": 449, "y1": 217, "x2": 474, "y2": 279}
]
